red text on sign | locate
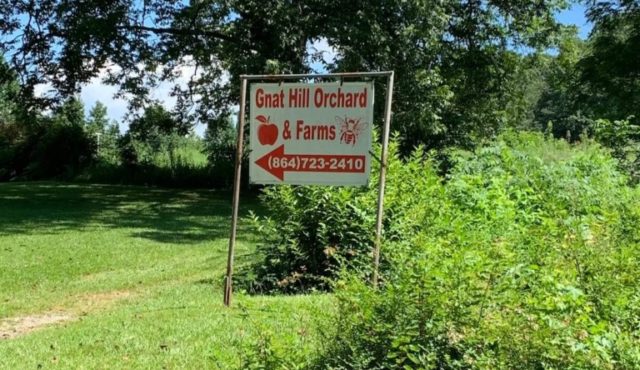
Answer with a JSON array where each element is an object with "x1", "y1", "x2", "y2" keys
[
  {"x1": 255, "y1": 145, "x2": 366, "y2": 181},
  {"x1": 295, "y1": 120, "x2": 336, "y2": 140},
  {"x1": 255, "y1": 88, "x2": 285, "y2": 108},
  {"x1": 314, "y1": 87, "x2": 368, "y2": 108}
]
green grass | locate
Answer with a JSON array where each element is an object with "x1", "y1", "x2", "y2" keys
[{"x1": 0, "y1": 182, "x2": 330, "y2": 368}]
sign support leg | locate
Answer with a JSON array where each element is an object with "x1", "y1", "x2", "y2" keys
[
  {"x1": 224, "y1": 77, "x2": 248, "y2": 307},
  {"x1": 372, "y1": 72, "x2": 394, "y2": 288}
]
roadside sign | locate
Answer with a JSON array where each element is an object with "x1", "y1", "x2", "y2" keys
[
  {"x1": 224, "y1": 72, "x2": 394, "y2": 307},
  {"x1": 249, "y1": 82, "x2": 374, "y2": 186}
]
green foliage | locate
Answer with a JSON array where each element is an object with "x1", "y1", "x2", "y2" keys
[
  {"x1": 0, "y1": 60, "x2": 21, "y2": 127},
  {"x1": 531, "y1": 4, "x2": 640, "y2": 137},
  {"x1": 324, "y1": 0, "x2": 567, "y2": 151},
  {"x1": 236, "y1": 302, "x2": 324, "y2": 370},
  {"x1": 592, "y1": 119, "x2": 640, "y2": 183},
  {"x1": 80, "y1": 132, "x2": 218, "y2": 188},
  {"x1": 129, "y1": 104, "x2": 189, "y2": 142},
  {"x1": 86, "y1": 101, "x2": 120, "y2": 164},
  {"x1": 27, "y1": 121, "x2": 96, "y2": 179},
  {"x1": 0, "y1": 70, "x2": 97, "y2": 181},
  {"x1": 97, "y1": 122, "x2": 121, "y2": 164},
  {"x1": 532, "y1": 28, "x2": 588, "y2": 137},
  {"x1": 318, "y1": 132, "x2": 640, "y2": 369},
  {"x1": 0, "y1": 59, "x2": 36, "y2": 180},
  {"x1": 54, "y1": 97, "x2": 86, "y2": 126},
  {"x1": 1, "y1": 0, "x2": 637, "y2": 168},
  {"x1": 204, "y1": 116, "x2": 239, "y2": 189},
  {"x1": 125, "y1": 133, "x2": 207, "y2": 169},
  {"x1": 2, "y1": 106, "x2": 96, "y2": 181},
  {"x1": 245, "y1": 185, "x2": 374, "y2": 294},
  {"x1": 578, "y1": 1, "x2": 640, "y2": 123},
  {"x1": 77, "y1": 102, "x2": 238, "y2": 189},
  {"x1": 86, "y1": 101, "x2": 109, "y2": 131}
]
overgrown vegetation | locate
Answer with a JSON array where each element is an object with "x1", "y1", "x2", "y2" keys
[
  {"x1": 242, "y1": 185, "x2": 375, "y2": 293},
  {"x1": 236, "y1": 132, "x2": 640, "y2": 368},
  {"x1": 313, "y1": 132, "x2": 640, "y2": 369}
]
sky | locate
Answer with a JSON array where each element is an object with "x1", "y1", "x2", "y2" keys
[
  {"x1": 556, "y1": 3, "x2": 592, "y2": 38},
  {"x1": 73, "y1": 5, "x2": 591, "y2": 137}
]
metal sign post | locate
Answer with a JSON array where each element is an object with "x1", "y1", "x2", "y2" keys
[
  {"x1": 372, "y1": 71, "x2": 394, "y2": 288},
  {"x1": 223, "y1": 71, "x2": 394, "y2": 306},
  {"x1": 223, "y1": 78, "x2": 247, "y2": 307}
]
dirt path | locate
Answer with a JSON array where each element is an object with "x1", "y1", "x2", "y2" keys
[
  {"x1": 0, "y1": 312, "x2": 73, "y2": 340},
  {"x1": 0, "y1": 289, "x2": 135, "y2": 340}
]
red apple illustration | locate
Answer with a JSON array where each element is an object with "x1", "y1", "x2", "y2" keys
[{"x1": 256, "y1": 115, "x2": 278, "y2": 145}]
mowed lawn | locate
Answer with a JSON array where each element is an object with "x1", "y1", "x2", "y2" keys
[{"x1": 0, "y1": 182, "x2": 330, "y2": 369}]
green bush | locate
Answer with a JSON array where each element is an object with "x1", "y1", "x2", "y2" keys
[
  {"x1": 1, "y1": 120, "x2": 97, "y2": 181},
  {"x1": 77, "y1": 160, "x2": 220, "y2": 189},
  {"x1": 318, "y1": 132, "x2": 640, "y2": 369},
  {"x1": 244, "y1": 184, "x2": 374, "y2": 293}
]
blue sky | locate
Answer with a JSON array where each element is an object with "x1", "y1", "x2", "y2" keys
[
  {"x1": 73, "y1": 5, "x2": 592, "y2": 136},
  {"x1": 556, "y1": 3, "x2": 592, "y2": 38}
]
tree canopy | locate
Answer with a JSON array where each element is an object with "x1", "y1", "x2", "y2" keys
[
  {"x1": 578, "y1": 0, "x2": 640, "y2": 121},
  {"x1": 1, "y1": 0, "x2": 570, "y2": 150}
]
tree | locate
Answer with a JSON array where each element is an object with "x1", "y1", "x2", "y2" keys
[
  {"x1": 123, "y1": 104, "x2": 186, "y2": 169},
  {"x1": 577, "y1": 0, "x2": 640, "y2": 123},
  {"x1": 0, "y1": 60, "x2": 22, "y2": 178},
  {"x1": 531, "y1": 28, "x2": 589, "y2": 138},
  {"x1": 87, "y1": 101, "x2": 109, "y2": 133},
  {"x1": 0, "y1": 61, "x2": 20, "y2": 126},
  {"x1": 1, "y1": 0, "x2": 568, "y2": 151},
  {"x1": 128, "y1": 104, "x2": 185, "y2": 143},
  {"x1": 528, "y1": 1, "x2": 639, "y2": 139},
  {"x1": 204, "y1": 115, "x2": 236, "y2": 164},
  {"x1": 0, "y1": 57, "x2": 42, "y2": 180},
  {"x1": 323, "y1": 0, "x2": 571, "y2": 151},
  {"x1": 53, "y1": 97, "x2": 85, "y2": 126},
  {"x1": 86, "y1": 101, "x2": 120, "y2": 163},
  {"x1": 98, "y1": 121, "x2": 121, "y2": 164}
]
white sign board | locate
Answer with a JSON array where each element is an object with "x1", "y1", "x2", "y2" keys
[{"x1": 249, "y1": 82, "x2": 374, "y2": 186}]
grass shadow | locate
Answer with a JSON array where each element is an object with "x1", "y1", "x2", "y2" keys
[{"x1": 0, "y1": 182, "x2": 264, "y2": 245}]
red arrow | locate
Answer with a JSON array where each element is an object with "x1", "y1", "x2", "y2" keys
[{"x1": 255, "y1": 145, "x2": 366, "y2": 181}]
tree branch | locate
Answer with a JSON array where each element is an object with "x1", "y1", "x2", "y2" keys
[{"x1": 115, "y1": 24, "x2": 236, "y2": 43}]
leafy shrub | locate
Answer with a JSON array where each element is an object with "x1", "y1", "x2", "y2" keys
[
  {"x1": 206, "y1": 140, "x2": 242, "y2": 190},
  {"x1": 318, "y1": 132, "x2": 640, "y2": 369},
  {"x1": 1, "y1": 119, "x2": 97, "y2": 181},
  {"x1": 244, "y1": 185, "x2": 374, "y2": 293},
  {"x1": 77, "y1": 160, "x2": 219, "y2": 189}
]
